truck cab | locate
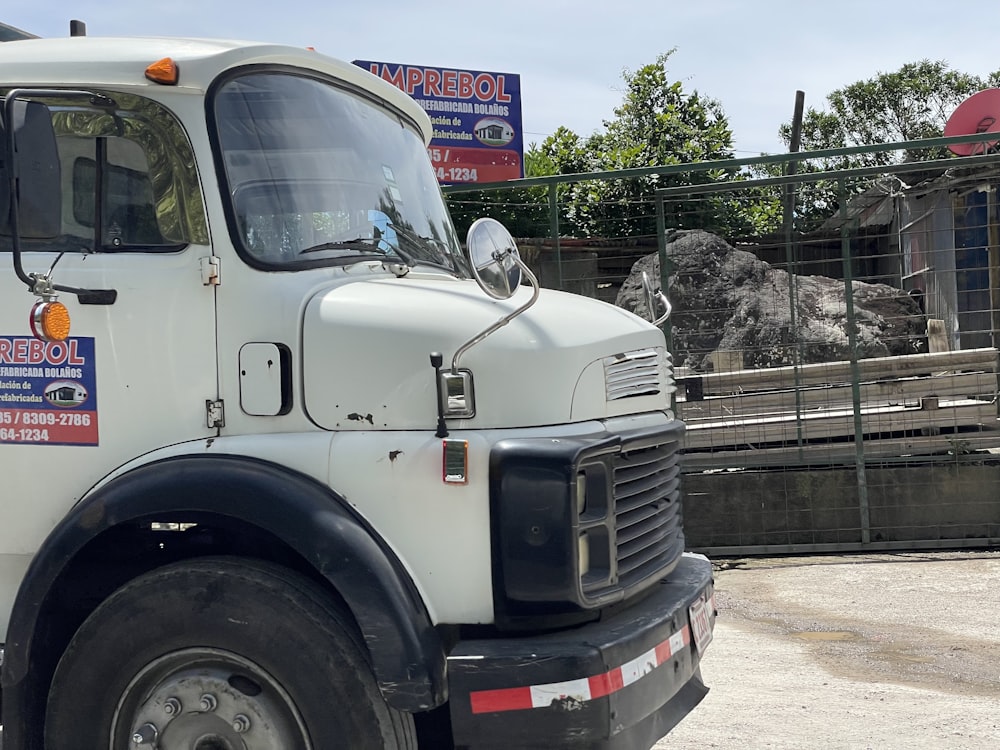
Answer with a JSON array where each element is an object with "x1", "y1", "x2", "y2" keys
[{"x1": 0, "y1": 34, "x2": 714, "y2": 750}]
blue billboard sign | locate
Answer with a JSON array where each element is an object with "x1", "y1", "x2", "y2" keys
[{"x1": 353, "y1": 60, "x2": 524, "y2": 185}]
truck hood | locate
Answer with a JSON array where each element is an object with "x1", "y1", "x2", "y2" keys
[{"x1": 302, "y1": 275, "x2": 673, "y2": 430}]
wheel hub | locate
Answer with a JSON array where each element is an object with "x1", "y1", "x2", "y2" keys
[{"x1": 115, "y1": 648, "x2": 310, "y2": 749}]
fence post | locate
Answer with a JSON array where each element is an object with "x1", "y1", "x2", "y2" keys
[
  {"x1": 838, "y1": 177, "x2": 871, "y2": 545},
  {"x1": 784, "y1": 93, "x2": 807, "y2": 457},
  {"x1": 548, "y1": 183, "x2": 562, "y2": 291}
]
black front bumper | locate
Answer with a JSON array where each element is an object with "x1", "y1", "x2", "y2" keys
[{"x1": 447, "y1": 553, "x2": 715, "y2": 750}]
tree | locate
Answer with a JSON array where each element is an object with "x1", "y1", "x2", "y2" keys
[
  {"x1": 784, "y1": 60, "x2": 1000, "y2": 162},
  {"x1": 447, "y1": 51, "x2": 750, "y2": 240},
  {"x1": 605, "y1": 52, "x2": 733, "y2": 166},
  {"x1": 444, "y1": 126, "x2": 581, "y2": 240},
  {"x1": 764, "y1": 60, "x2": 1000, "y2": 233},
  {"x1": 555, "y1": 51, "x2": 739, "y2": 238}
]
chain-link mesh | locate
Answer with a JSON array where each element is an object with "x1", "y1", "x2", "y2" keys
[{"x1": 446, "y1": 135, "x2": 1000, "y2": 554}]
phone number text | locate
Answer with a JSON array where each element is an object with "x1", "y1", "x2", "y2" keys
[
  {"x1": 0, "y1": 427, "x2": 50, "y2": 442},
  {"x1": 0, "y1": 410, "x2": 91, "y2": 427}
]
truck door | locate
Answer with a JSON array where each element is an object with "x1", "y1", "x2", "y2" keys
[{"x1": 0, "y1": 94, "x2": 216, "y2": 640}]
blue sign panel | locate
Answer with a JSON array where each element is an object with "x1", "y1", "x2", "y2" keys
[
  {"x1": 354, "y1": 60, "x2": 524, "y2": 185},
  {"x1": 0, "y1": 336, "x2": 98, "y2": 445}
]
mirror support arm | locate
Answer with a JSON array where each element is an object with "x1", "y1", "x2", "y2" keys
[
  {"x1": 451, "y1": 255, "x2": 539, "y2": 372},
  {"x1": 3, "y1": 92, "x2": 37, "y2": 290},
  {"x1": 641, "y1": 271, "x2": 672, "y2": 327},
  {"x1": 429, "y1": 352, "x2": 450, "y2": 438}
]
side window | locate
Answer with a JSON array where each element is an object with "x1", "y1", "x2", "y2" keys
[
  {"x1": 0, "y1": 92, "x2": 207, "y2": 254},
  {"x1": 63, "y1": 137, "x2": 171, "y2": 249},
  {"x1": 71, "y1": 150, "x2": 165, "y2": 247}
]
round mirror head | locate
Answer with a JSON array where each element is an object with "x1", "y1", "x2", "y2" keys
[{"x1": 466, "y1": 218, "x2": 522, "y2": 299}]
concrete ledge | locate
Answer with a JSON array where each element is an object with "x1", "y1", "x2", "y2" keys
[{"x1": 682, "y1": 460, "x2": 1000, "y2": 553}]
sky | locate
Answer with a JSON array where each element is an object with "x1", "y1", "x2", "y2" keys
[{"x1": 6, "y1": 1, "x2": 1000, "y2": 157}]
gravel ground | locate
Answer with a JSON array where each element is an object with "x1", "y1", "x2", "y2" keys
[
  {"x1": 2, "y1": 552, "x2": 995, "y2": 749},
  {"x1": 657, "y1": 551, "x2": 1000, "y2": 750}
]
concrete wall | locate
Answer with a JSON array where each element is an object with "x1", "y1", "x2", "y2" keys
[{"x1": 682, "y1": 461, "x2": 1000, "y2": 552}]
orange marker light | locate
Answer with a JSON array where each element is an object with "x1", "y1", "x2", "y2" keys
[
  {"x1": 145, "y1": 57, "x2": 179, "y2": 85},
  {"x1": 30, "y1": 300, "x2": 71, "y2": 342}
]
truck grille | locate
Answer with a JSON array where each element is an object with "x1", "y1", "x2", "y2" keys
[{"x1": 611, "y1": 438, "x2": 684, "y2": 590}]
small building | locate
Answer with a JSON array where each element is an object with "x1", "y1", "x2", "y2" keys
[
  {"x1": 799, "y1": 162, "x2": 1000, "y2": 353},
  {"x1": 475, "y1": 124, "x2": 506, "y2": 141},
  {"x1": 894, "y1": 167, "x2": 1000, "y2": 351},
  {"x1": 46, "y1": 385, "x2": 86, "y2": 404}
]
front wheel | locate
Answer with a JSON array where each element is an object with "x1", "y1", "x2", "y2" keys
[{"x1": 45, "y1": 557, "x2": 417, "y2": 749}]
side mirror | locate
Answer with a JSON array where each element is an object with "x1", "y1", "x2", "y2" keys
[
  {"x1": 466, "y1": 217, "x2": 522, "y2": 300},
  {"x1": 1, "y1": 97, "x2": 62, "y2": 239},
  {"x1": 2, "y1": 89, "x2": 117, "y2": 308},
  {"x1": 450, "y1": 218, "x2": 539, "y2": 372}
]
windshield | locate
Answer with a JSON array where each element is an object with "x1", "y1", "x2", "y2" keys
[{"x1": 212, "y1": 71, "x2": 467, "y2": 274}]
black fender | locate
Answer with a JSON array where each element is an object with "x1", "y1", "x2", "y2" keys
[{"x1": 1, "y1": 453, "x2": 447, "y2": 737}]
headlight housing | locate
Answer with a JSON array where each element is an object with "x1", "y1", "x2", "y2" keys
[{"x1": 489, "y1": 418, "x2": 686, "y2": 628}]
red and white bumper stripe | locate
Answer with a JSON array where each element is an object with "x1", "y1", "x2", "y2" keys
[{"x1": 468, "y1": 624, "x2": 691, "y2": 714}]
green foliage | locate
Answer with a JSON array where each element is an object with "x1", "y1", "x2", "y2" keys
[
  {"x1": 785, "y1": 60, "x2": 999, "y2": 161},
  {"x1": 450, "y1": 57, "x2": 1000, "y2": 243},
  {"x1": 446, "y1": 185, "x2": 550, "y2": 240},
  {"x1": 449, "y1": 51, "x2": 756, "y2": 239},
  {"x1": 724, "y1": 179, "x2": 785, "y2": 237},
  {"x1": 764, "y1": 60, "x2": 1000, "y2": 232},
  {"x1": 604, "y1": 54, "x2": 732, "y2": 165},
  {"x1": 444, "y1": 128, "x2": 572, "y2": 239},
  {"x1": 557, "y1": 52, "x2": 739, "y2": 238}
]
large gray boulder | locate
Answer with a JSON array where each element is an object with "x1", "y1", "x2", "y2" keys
[{"x1": 616, "y1": 229, "x2": 925, "y2": 371}]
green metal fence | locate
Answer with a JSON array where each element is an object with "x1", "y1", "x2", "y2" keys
[{"x1": 445, "y1": 133, "x2": 1000, "y2": 555}]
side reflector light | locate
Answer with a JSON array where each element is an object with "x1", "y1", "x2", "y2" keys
[
  {"x1": 443, "y1": 439, "x2": 468, "y2": 484},
  {"x1": 145, "y1": 57, "x2": 179, "y2": 85},
  {"x1": 29, "y1": 300, "x2": 71, "y2": 342}
]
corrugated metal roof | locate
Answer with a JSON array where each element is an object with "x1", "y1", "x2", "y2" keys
[
  {"x1": 819, "y1": 182, "x2": 896, "y2": 230},
  {"x1": 822, "y1": 163, "x2": 1000, "y2": 231}
]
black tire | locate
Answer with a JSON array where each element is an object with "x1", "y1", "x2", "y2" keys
[{"x1": 45, "y1": 557, "x2": 417, "y2": 749}]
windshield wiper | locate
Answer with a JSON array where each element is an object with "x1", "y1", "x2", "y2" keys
[
  {"x1": 388, "y1": 225, "x2": 461, "y2": 271},
  {"x1": 298, "y1": 237, "x2": 385, "y2": 255},
  {"x1": 298, "y1": 235, "x2": 418, "y2": 269}
]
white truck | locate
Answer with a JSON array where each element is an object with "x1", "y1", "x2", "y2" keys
[{"x1": 0, "y1": 28, "x2": 715, "y2": 750}]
